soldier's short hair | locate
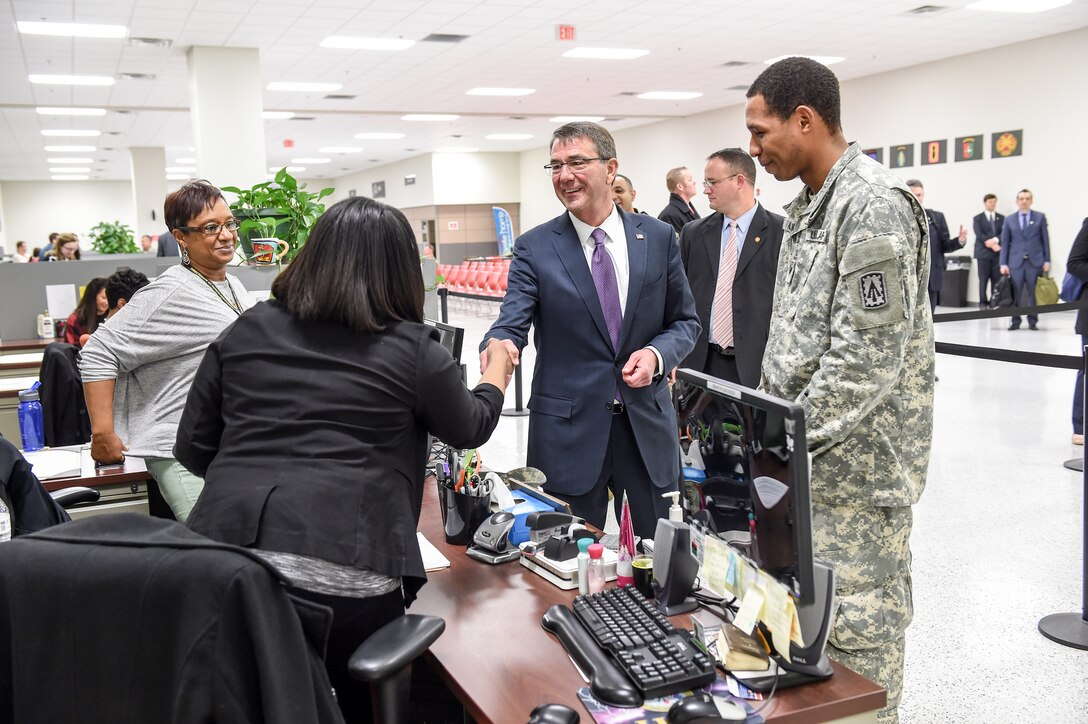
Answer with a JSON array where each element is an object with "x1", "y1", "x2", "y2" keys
[
  {"x1": 665, "y1": 167, "x2": 689, "y2": 192},
  {"x1": 983, "y1": 193, "x2": 997, "y2": 202},
  {"x1": 707, "y1": 149, "x2": 757, "y2": 184},
  {"x1": 905, "y1": 179, "x2": 923, "y2": 189},
  {"x1": 551, "y1": 121, "x2": 616, "y2": 160},
  {"x1": 747, "y1": 56, "x2": 842, "y2": 133}
]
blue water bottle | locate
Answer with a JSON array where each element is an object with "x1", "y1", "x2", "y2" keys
[{"x1": 18, "y1": 382, "x2": 45, "y2": 452}]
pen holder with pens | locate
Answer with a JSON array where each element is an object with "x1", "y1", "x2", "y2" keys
[{"x1": 436, "y1": 448, "x2": 491, "y2": 546}]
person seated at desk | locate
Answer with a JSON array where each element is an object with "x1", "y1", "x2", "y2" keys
[
  {"x1": 175, "y1": 195, "x2": 515, "y2": 721},
  {"x1": 80, "y1": 180, "x2": 252, "y2": 521},
  {"x1": 43, "y1": 233, "x2": 81, "y2": 262},
  {"x1": 76, "y1": 268, "x2": 152, "y2": 346},
  {"x1": 62, "y1": 277, "x2": 107, "y2": 346}
]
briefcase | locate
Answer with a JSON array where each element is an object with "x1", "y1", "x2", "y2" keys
[{"x1": 990, "y1": 276, "x2": 1014, "y2": 309}]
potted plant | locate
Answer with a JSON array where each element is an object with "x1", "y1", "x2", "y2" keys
[
  {"x1": 88, "y1": 220, "x2": 139, "y2": 254},
  {"x1": 222, "y1": 167, "x2": 334, "y2": 263}
]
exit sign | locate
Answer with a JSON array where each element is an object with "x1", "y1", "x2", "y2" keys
[{"x1": 556, "y1": 24, "x2": 576, "y2": 41}]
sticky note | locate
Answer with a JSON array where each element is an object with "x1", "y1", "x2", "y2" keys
[
  {"x1": 788, "y1": 597, "x2": 805, "y2": 648},
  {"x1": 732, "y1": 584, "x2": 765, "y2": 635},
  {"x1": 725, "y1": 551, "x2": 738, "y2": 594},
  {"x1": 762, "y1": 576, "x2": 792, "y2": 663},
  {"x1": 701, "y1": 534, "x2": 730, "y2": 598}
]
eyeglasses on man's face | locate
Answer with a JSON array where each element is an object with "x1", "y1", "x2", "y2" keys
[
  {"x1": 178, "y1": 219, "x2": 241, "y2": 236},
  {"x1": 703, "y1": 173, "x2": 742, "y2": 189},
  {"x1": 544, "y1": 157, "x2": 606, "y2": 175}
]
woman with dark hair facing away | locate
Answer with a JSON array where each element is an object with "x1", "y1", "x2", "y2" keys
[
  {"x1": 63, "y1": 277, "x2": 107, "y2": 345},
  {"x1": 81, "y1": 180, "x2": 251, "y2": 521},
  {"x1": 177, "y1": 196, "x2": 514, "y2": 720}
]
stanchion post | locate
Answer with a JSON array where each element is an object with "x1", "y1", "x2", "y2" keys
[
  {"x1": 501, "y1": 361, "x2": 529, "y2": 418},
  {"x1": 438, "y1": 287, "x2": 449, "y2": 324},
  {"x1": 1038, "y1": 342, "x2": 1088, "y2": 649}
]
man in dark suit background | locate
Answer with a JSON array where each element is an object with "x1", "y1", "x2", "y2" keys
[
  {"x1": 481, "y1": 122, "x2": 699, "y2": 537},
  {"x1": 907, "y1": 179, "x2": 966, "y2": 311},
  {"x1": 156, "y1": 229, "x2": 180, "y2": 257},
  {"x1": 972, "y1": 193, "x2": 1004, "y2": 309},
  {"x1": 679, "y1": 148, "x2": 783, "y2": 388},
  {"x1": 657, "y1": 166, "x2": 701, "y2": 236},
  {"x1": 1000, "y1": 188, "x2": 1050, "y2": 330}
]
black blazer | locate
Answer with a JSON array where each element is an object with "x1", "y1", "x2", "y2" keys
[
  {"x1": 178, "y1": 301, "x2": 504, "y2": 601},
  {"x1": 0, "y1": 437, "x2": 70, "y2": 537},
  {"x1": 1066, "y1": 217, "x2": 1088, "y2": 335},
  {"x1": 926, "y1": 208, "x2": 964, "y2": 292},
  {"x1": 679, "y1": 203, "x2": 785, "y2": 387},
  {"x1": 973, "y1": 211, "x2": 1004, "y2": 260},
  {"x1": 658, "y1": 193, "x2": 700, "y2": 236}
]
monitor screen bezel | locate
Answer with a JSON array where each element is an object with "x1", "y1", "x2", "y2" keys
[
  {"x1": 423, "y1": 318, "x2": 465, "y2": 365},
  {"x1": 675, "y1": 367, "x2": 815, "y2": 606}
]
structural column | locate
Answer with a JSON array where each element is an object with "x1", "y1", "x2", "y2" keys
[
  {"x1": 186, "y1": 46, "x2": 266, "y2": 190},
  {"x1": 129, "y1": 146, "x2": 167, "y2": 238}
]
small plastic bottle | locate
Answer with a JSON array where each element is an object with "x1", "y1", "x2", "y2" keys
[
  {"x1": 0, "y1": 498, "x2": 11, "y2": 542},
  {"x1": 587, "y1": 543, "x2": 606, "y2": 594},
  {"x1": 18, "y1": 384, "x2": 45, "y2": 452},
  {"x1": 576, "y1": 537, "x2": 593, "y2": 595}
]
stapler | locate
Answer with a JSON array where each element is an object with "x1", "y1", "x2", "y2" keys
[
  {"x1": 526, "y1": 511, "x2": 586, "y2": 544},
  {"x1": 466, "y1": 511, "x2": 522, "y2": 564}
]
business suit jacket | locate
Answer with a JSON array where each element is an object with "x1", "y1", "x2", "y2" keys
[
  {"x1": 678, "y1": 203, "x2": 785, "y2": 387},
  {"x1": 157, "y1": 229, "x2": 180, "y2": 257},
  {"x1": 926, "y1": 208, "x2": 964, "y2": 292},
  {"x1": 1000, "y1": 210, "x2": 1050, "y2": 269},
  {"x1": 179, "y1": 301, "x2": 504, "y2": 602},
  {"x1": 973, "y1": 211, "x2": 1004, "y2": 260},
  {"x1": 658, "y1": 193, "x2": 700, "y2": 235},
  {"x1": 483, "y1": 208, "x2": 699, "y2": 496},
  {"x1": 1066, "y1": 217, "x2": 1088, "y2": 335}
]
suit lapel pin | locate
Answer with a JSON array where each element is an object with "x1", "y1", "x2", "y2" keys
[
  {"x1": 636, "y1": 233, "x2": 644, "y2": 240},
  {"x1": 755, "y1": 236, "x2": 761, "y2": 243}
]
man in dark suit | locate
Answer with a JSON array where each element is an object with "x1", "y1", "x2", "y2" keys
[
  {"x1": 481, "y1": 122, "x2": 700, "y2": 537},
  {"x1": 679, "y1": 148, "x2": 783, "y2": 388},
  {"x1": 972, "y1": 193, "x2": 1004, "y2": 309},
  {"x1": 156, "y1": 229, "x2": 180, "y2": 257},
  {"x1": 1000, "y1": 188, "x2": 1051, "y2": 330},
  {"x1": 906, "y1": 180, "x2": 966, "y2": 311},
  {"x1": 657, "y1": 166, "x2": 701, "y2": 235}
]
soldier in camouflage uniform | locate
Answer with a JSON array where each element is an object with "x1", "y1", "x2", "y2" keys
[{"x1": 744, "y1": 58, "x2": 933, "y2": 723}]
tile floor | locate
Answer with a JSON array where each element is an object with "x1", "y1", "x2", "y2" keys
[{"x1": 445, "y1": 296, "x2": 1088, "y2": 723}]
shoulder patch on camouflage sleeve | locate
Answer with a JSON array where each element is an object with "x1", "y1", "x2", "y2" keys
[{"x1": 860, "y1": 272, "x2": 888, "y2": 309}]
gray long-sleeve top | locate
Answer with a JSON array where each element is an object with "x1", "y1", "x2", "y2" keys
[{"x1": 80, "y1": 265, "x2": 252, "y2": 458}]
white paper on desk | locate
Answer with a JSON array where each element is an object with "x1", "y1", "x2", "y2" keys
[
  {"x1": 45, "y1": 284, "x2": 78, "y2": 320},
  {"x1": 22, "y1": 449, "x2": 81, "y2": 479},
  {"x1": 417, "y1": 532, "x2": 450, "y2": 572}
]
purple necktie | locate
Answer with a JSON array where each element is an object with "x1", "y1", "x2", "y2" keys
[{"x1": 591, "y1": 227, "x2": 624, "y2": 400}]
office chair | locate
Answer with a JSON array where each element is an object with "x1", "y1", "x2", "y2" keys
[
  {"x1": 38, "y1": 342, "x2": 91, "y2": 447},
  {"x1": 0, "y1": 514, "x2": 445, "y2": 724}
]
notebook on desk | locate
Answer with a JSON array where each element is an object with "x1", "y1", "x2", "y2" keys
[
  {"x1": 22, "y1": 449, "x2": 81, "y2": 480},
  {"x1": 417, "y1": 532, "x2": 450, "y2": 572}
]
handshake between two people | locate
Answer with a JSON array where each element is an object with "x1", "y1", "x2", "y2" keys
[{"x1": 478, "y1": 338, "x2": 659, "y2": 391}]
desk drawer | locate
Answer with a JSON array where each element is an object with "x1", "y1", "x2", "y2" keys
[{"x1": 68, "y1": 498, "x2": 150, "y2": 519}]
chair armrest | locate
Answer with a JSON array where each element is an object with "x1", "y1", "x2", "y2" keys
[
  {"x1": 347, "y1": 614, "x2": 445, "y2": 683},
  {"x1": 50, "y1": 487, "x2": 101, "y2": 508}
]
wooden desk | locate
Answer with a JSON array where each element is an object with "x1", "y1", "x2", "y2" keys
[
  {"x1": 0, "y1": 338, "x2": 50, "y2": 353},
  {"x1": 412, "y1": 483, "x2": 885, "y2": 724},
  {"x1": 32, "y1": 447, "x2": 153, "y2": 517},
  {"x1": 0, "y1": 352, "x2": 43, "y2": 378},
  {"x1": 0, "y1": 375, "x2": 39, "y2": 442}
]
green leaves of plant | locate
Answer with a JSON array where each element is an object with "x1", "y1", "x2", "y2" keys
[
  {"x1": 225, "y1": 168, "x2": 334, "y2": 262},
  {"x1": 89, "y1": 220, "x2": 138, "y2": 254}
]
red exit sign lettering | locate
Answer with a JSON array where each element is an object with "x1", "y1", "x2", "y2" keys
[{"x1": 556, "y1": 24, "x2": 576, "y2": 41}]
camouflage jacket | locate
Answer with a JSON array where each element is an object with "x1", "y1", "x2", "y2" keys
[{"x1": 761, "y1": 143, "x2": 934, "y2": 508}]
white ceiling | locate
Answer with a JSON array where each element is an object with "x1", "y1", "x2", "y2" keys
[{"x1": 1, "y1": 0, "x2": 1086, "y2": 182}]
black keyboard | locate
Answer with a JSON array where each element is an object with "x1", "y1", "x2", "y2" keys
[{"x1": 567, "y1": 586, "x2": 715, "y2": 700}]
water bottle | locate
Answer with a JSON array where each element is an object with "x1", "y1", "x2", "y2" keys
[
  {"x1": 18, "y1": 382, "x2": 45, "y2": 452},
  {"x1": 0, "y1": 498, "x2": 11, "y2": 542}
]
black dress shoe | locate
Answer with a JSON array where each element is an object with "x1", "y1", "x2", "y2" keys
[
  {"x1": 1029, "y1": 323, "x2": 1038, "y2": 330},
  {"x1": 1008, "y1": 324, "x2": 1020, "y2": 331}
]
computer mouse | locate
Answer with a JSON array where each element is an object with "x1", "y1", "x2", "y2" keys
[
  {"x1": 527, "y1": 702, "x2": 580, "y2": 724},
  {"x1": 666, "y1": 693, "x2": 747, "y2": 723}
]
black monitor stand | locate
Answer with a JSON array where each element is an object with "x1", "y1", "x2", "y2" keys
[{"x1": 743, "y1": 562, "x2": 835, "y2": 691}]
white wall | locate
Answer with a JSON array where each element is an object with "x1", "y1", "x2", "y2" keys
[
  {"x1": 518, "y1": 28, "x2": 1088, "y2": 301},
  {"x1": 432, "y1": 152, "x2": 521, "y2": 206},
  {"x1": 326, "y1": 154, "x2": 437, "y2": 209},
  {"x1": 0, "y1": 180, "x2": 135, "y2": 252}
]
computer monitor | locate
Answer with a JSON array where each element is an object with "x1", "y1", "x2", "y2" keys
[
  {"x1": 423, "y1": 319, "x2": 464, "y2": 365},
  {"x1": 674, "y1": 368, "x2": 815, "y2": 607}
]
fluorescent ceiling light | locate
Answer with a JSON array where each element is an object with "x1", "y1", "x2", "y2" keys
[
  {"x1": 318, "y1": 146, "x2": 364, "y2": 153},
  {"x1": 562, "y1": 47, "x2": 649, "y2": 60},
  {"x1": 402, "y1": 114, "x2": 459, "y2": 122},
  {"x1": 270, "y1": 166, "x2": 307, "y2": 173},
  {"x1": 44, "y1": 145, "x2": 96, "y2": 152},
  {"x1": 17, "y1": 21, "x2": 127, "y2": 38},
  {"x1": 262, "y1": 111, "x2": 296, "y2": 120},
  {"x1": 967, "y1": 0, "x2": 1069, "y2": 10},
  {"x1": 466, "y1": 87, "x2": 535, "y2": 96},
  {"x1": 165, "y1": 166, "x2": 196, "y2": 173},
  {"x1": 320, "y1": 36, "x2": 414, "y2": 50},
  {"x1": 549, "y1": 115, "x2": 605, "y2": 123},
  {"x1": 29, "y1": 74, "x2": 114, "y2": 86},
  {"x1": 436, "y1": 147, "x2": 478, "y2": 153},
  {"x1": 49, "y1": 167, "x2": 90, "y2": 173},
  {"x1": 637, "y1": 91, "x2": 703, "y2": 100},
  {"x1": 763, "y1": 54, "x2": 845, "y2": 65},
  {"x1": 175, "y1": 157, "x2": 196, "y2": 164},
  {"x1": 291, "y1": 157, "x2": 331, "y2": 164},
  {"x1": 485, "y1": 133, "x2": 534, "y2": 140},
  {"x1": 47, "y1": 157, "x2": 93, "y2": 164},
  {"x1": 51, "y1": 175, "x2": 89, "y2": 181},
  {"x1": 165, "y1": 174, "x2": 190, "y2": 180},
  {"x1": 41, "y1": 129, "x2": 101, "y2": 137},
  {"x1": 36, "y1": 107, "x2": 107, "y2": 116},
  {"x1": 354, "y1": 132, "x2": 405, "y2": 140},
  {"x1": 267, "y1": 82, "x2": 342, "y2": 92}
]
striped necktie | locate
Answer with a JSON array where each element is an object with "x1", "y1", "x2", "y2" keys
[{"x1": 710, "y1": 220, "x2": 739, "y2": 347}]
